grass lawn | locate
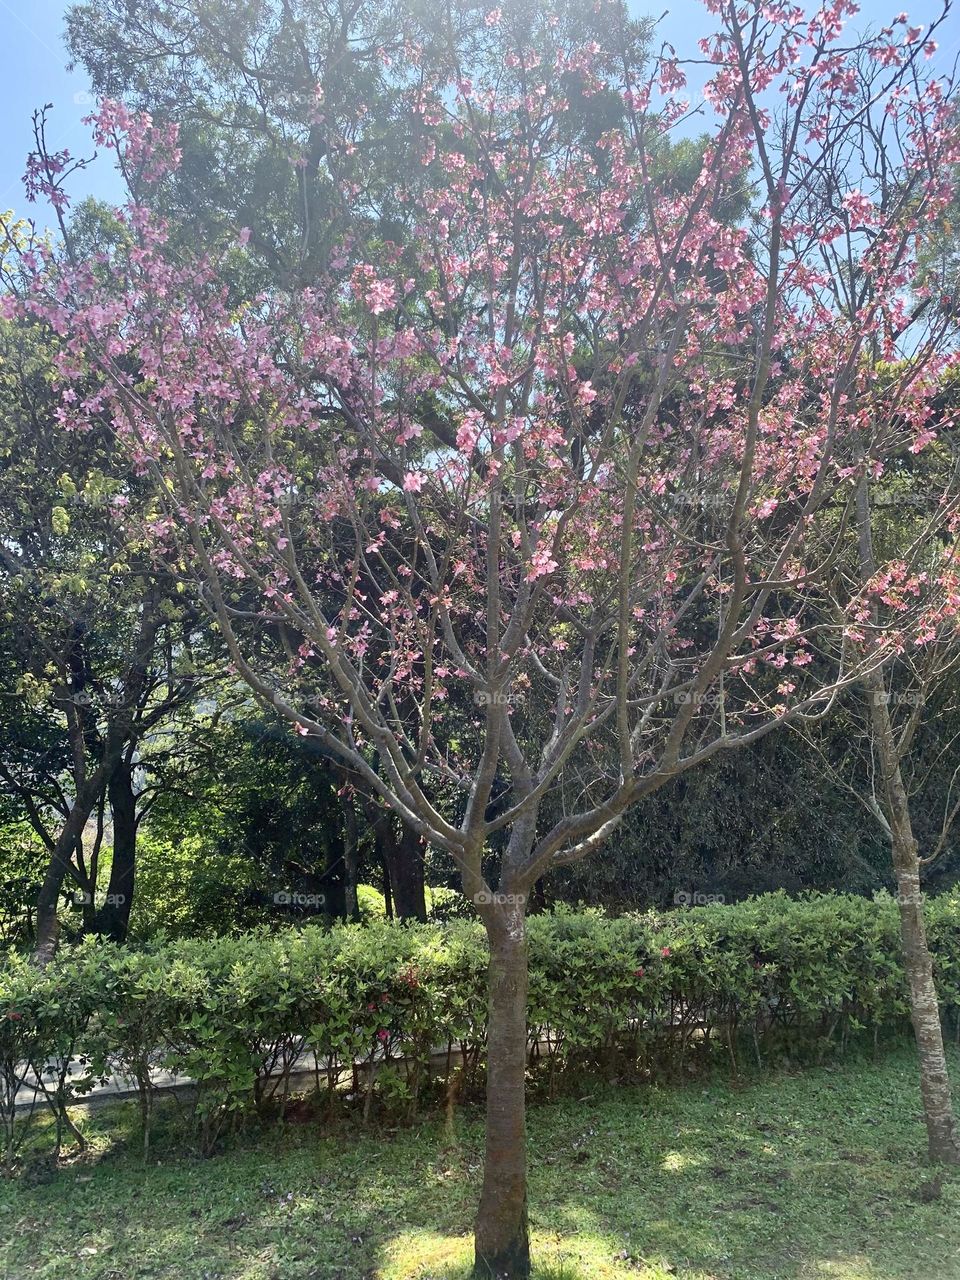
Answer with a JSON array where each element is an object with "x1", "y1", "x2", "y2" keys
[{"x1": 3, "y1": 1042, "x2": 960, "y2": 1280}]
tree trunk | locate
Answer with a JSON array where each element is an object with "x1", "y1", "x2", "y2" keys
[
  {"x1": 34, "y1": 791, "x2": 101, "y2": 964},
  {"x1": 893, "y1": 847, "x2": 960, "y2": 1163},
  {"x1": 867, "y1": 679, "x2": 960, "y2": 1162},
  {"x1": 474, "y1": 921, "x2": 530, "y2": 1279},
  {"x1": 96, "y1": 762, "x2": 137, "y2": 942},
  {"x1": 391, "y1": 824, "x2": 427, "y2": 922},
  {"x1": 369, "y1": 805, "x2": 426, "y2": 921},
  {"x1": 383, "y1": 864, "x2": 395, "y2": 917},
  {"x1": 343, "y1": 801, "x2": 360, "y2": 921},
  {"x1": 855, "y1": 477, "x2": 959, "y2": 1164},
  {"x1": 863, "y1": 666, "x2": 960, "y2": 1163},
  {"x1": 319, "y1": 821, "x2": 347, "y2": 920},
  {"x1": 78, "y1": 831, "x2": 98, "y2": 934}
]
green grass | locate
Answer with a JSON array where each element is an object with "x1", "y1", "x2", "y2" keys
[{"x1": 3, "y1": 1043, "x2": 960, "y2": 1279}]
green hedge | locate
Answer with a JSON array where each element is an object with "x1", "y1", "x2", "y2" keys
[{"x1": 3, "y1": 891, "x2": 960, "y2": 1166}]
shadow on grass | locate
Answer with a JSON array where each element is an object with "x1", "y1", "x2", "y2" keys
[{"x1": 2, "y1": 1043, "x2": 960, "y2": 1280}]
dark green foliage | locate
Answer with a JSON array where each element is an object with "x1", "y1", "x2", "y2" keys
[{"x1": 549, "y1": 733, "x2": 892, "y2": 910}]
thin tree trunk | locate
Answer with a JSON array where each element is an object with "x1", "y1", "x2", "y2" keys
[
  {"x1": 381, "y1": 849, "x2": 394, "y2": 919},
  {"x1": 343, "y1": 800, "x2": 360, "y2": 921},
  {"x1": 855, "y1": 477, "x2": 960, "y2": 1164},
  {"x1": 96, "y1": 761, "x2": 137, "y2": 942},
  {"x1": 892, "y1": 843, "x2": 960, "y2": 1163},
  {"x1": 869, "y1": 696, "x2": 960, "y2": 1163},
  {"x1": 474, "y1": 921, "x2": 530, "y2": 1279},
  {"x1": 77, "y1": 831, "x2": 98, "y2": 934},
  {"x1": 34, "y1": 790, "x2": 101, "y2": 964}
]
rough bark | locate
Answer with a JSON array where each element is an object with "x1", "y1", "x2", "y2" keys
[
  {"x1": 391, "y1": 824, "x2": 427, "y2": 922},
  {"x1": 474, "y1": 920, "x2": 531, "y2": 1279},
  {"x1": 891, "y1": 839, "x2": 960, "y2": 1163},
  {"x1": 867, "y1": 675, "x2": 960, "y2": 1163},
  {"x1": 319, "y1": 820, "x2": 346, "y2": 919}
]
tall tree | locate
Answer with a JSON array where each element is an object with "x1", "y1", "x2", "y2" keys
[
  {"x1": 62, "y1": 0, "x2": 747, "y2": 919},
  {"x1": 10, "y1": 3, "x2": 959, "y2": 1274},
  {"x1": 65, "y1": 0, "x2": 653, "y2": 288},
  {"x1": 852, "y1": 471, "x2": 960, "y2": 1163},
  {"x1": 803, "y1": 367, "x2": 960, "y2": 1162},
  {"x1": 0, "y1": 306, "x2": 208, "y2": 954}
]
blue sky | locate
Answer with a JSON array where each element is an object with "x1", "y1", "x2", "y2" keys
[
  {"x1": 0, "y1": 0, "x2": 122, "y2": 215},
  {"x1": 0, "y1": 0, "x2": 957, "y2": 220}
]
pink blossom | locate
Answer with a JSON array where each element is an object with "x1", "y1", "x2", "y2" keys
[{"x1": 842, "y1": 191, "x2": 875, "y2": 228}]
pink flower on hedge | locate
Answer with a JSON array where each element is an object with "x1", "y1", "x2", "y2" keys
[
  {"x1": 661, "y1": 947, "x2": 671, "y2": 958},
  {"x1": 633, "y1": 967, "x2": 645, "y2": 978},
  {"x1": 377, "y1": 1028, "x2": 390, "y2": 1043},
  {"x1": 6, "y1": 1011, "x2": 22, "y2": 1021}
]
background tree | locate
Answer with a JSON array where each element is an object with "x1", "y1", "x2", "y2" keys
[
  {"x1": 0, "y1": 306, "x2": 211, "y2": 953},
  {"x1": 64, "y1": 0, "x2": 655, "y2": 288}
]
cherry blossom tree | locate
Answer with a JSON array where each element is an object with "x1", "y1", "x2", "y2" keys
[
  {"x1": 7, "y1": 1, "x2": 960, "y2": 1273},
  {"x1": 852, "y1": 459, "x2": 960, "y2": 1165},
  {"x1": 799, "y1": 368, "x2": 960, "y2": 1169}
]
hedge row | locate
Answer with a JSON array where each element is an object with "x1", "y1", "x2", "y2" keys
[{"x1": 3, "y1": 890, "x2": 960, "y2": 1167}]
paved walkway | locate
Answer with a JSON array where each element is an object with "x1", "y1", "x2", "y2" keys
[
  {"x1": 10, "y1": 1042, "x2": 470, "y2": 1112},
  {"x1": 13, "y1": 1055, "x2": 216, "y2": 1111}
]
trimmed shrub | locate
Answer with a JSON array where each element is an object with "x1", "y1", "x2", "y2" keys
[{"x1": 3, "y1": 890, "x2": 959, "y2": 1166}]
